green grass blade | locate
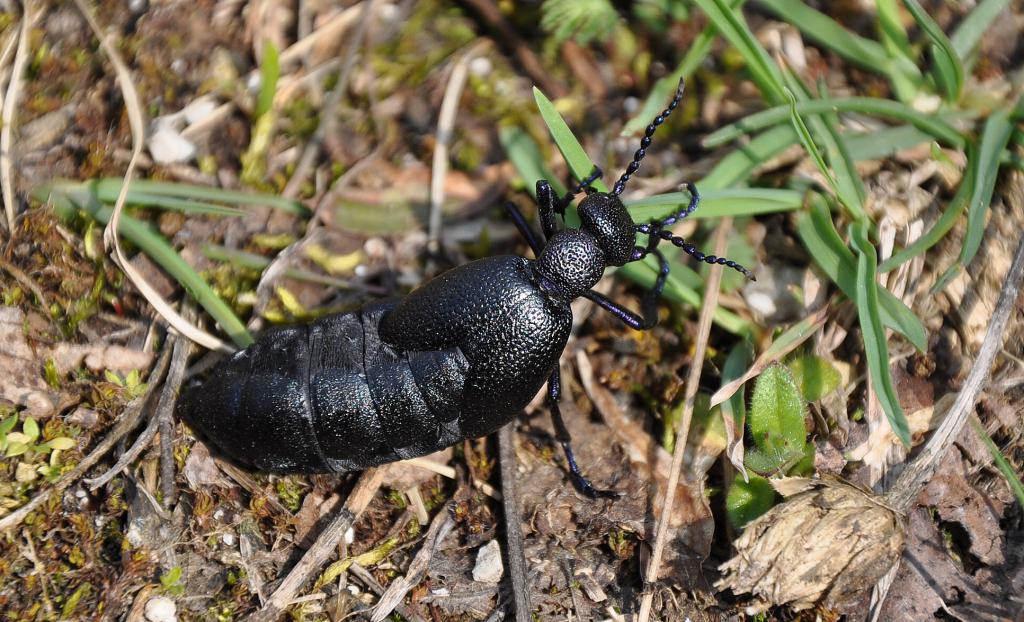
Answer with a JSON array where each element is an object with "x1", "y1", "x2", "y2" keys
[
  {"x1": 626, "y1": 188, "x2": 803, "y2": 220},
  {"x1": 849, "y1": 222, "x2": 911, "y2": 447},
  {"x1": 932, "y1": 105, "x2": 1014, "y2": 291},
  {"x1": 783, "y1": 83, "x2": 867, "y2": 222},
  {"x1": 622, "y1": 0, "x2": 745, "y2": 135},
  {"x1": 201, "y1": 244, "x2": 364, "y2": 291},
  {"x1": 499, "y1": 126, "x2": 566, "y2": 197},
  {"x1": 878, "y1": 145, "x2": 977, "y2": 273},
  {"x1": 701, "y1": 125, "x2": 798, "y2": 189},
  {"x1": 702, "y1": 97, "x2": 967, "y2": 149},
  {"x1": 756, "y1": 0, "x2": 922, "y2": 100},
  {"x1": 42, "y1": 182, "x2": 254, "y2": 348},
  {"x1": 951, "y1": 0, "x2": 1012, "y2": 62},
  {"x1": 844, "y1": 124, "x2": 939, "y2": 161},
  {"x1": 618, "y1": 260, "x2": 752, "y2": 335},
  {"x1": 532, "y1": 87, "x2": 609, "y2": 192},
  {"x1": 255, "y1": 40, "x2": 280, "y2": 119},
  {"x1": 105, "y1": 192, "x2": 246, "y2": 217},
  {"x1": 902, "y1": 0, "x2": 964, "y2": 102},
  {"x1": 971, "y1": 419, "x2": 1024, "y2": 508},
  {"x1": 691, "y1": 0, "x2": 787, "y2": 104},
  {"x1": 796, "y1": 196, "x2": 926, "y2": 350},
  {"x1": 875, "y1": 0, "x2": 915, "y2": 62},
  {"x1": 94, "y1": 178, "x2": 309, "y2": 215}
]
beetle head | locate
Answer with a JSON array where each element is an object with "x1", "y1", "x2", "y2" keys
[{"x1": 576, "y1": 192, "x2": 636, "y2": 267}]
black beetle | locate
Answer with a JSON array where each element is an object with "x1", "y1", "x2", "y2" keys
[{"x1": 180, "y1": 81, "x2": 753, "y2": 497}]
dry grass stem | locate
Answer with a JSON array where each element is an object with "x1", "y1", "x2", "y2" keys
[
  {"x1": 637, "y1": 217, "x2": 733, "y2": 622},
  {"x1": 1, "y1": 2, "x2": 37, "y2": 231}
]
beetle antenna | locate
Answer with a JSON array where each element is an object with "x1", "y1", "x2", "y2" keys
[
  {"x1": 635, "y1": 225, "x2": 756, "y2": 280},
  {"x1": 636, "y1": 182, "x2": 701, "y2": 229},
  {"x1": 612, "y1": 78, "x2": 686, "y2": 196}
]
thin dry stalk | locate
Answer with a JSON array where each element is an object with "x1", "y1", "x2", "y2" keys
[
  {"x1": 282, "y1": 0, "x2": 375, "y2": 199},
  {"x1": 636, "y1": 218, "x2": 733, "y2": 622},
  {"x1": 885, "y1": 233, "x2": 1024, "y2": 512},
  {"x1": 498, "y1": 422, "x2": 532, "y2": 622},
  {"x1": 1, "y1": 2, "x2": 37, "y2": 231},
  {"x1": 72, "y1": 0, "x2": 232, "y2": 353},
  {"x1": 371, "y1": 503, "x2": 455, "y2": 621},
  {"x1": 0, "y1": 346, "x2": 173, "y2": 532},
  {"x1": 428, "y1": 44, "x2": 483, "y2": 252},
  {"x1": 245, "y1": 466, "x2": 388, "y2": 622}
]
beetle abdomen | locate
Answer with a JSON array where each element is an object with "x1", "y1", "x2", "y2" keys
[{"x1": 182, "y1": 302, "x2": 470, "y2": 473}]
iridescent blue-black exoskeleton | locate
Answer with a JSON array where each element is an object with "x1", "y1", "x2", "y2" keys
[{"x1": 181, "y1": 81, "x2": 753, "y2": 497}]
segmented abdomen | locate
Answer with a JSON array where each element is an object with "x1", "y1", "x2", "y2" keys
[{"x1": 182, "y1": 301, "x2": 470, "y2": 473}]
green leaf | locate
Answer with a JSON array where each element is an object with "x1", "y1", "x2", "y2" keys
[
  {"x1": 5, "y1": 441, "x2": 29, "y2": 458},
  {"x1": 702, "y1": 97, "x2": 967, "y2": 150},
  {"x1": 971, "y1": 419, "x2": 1024, "y2": 508},
  {"x1": 849, "y1": 222, "x2": 911, "y2": 447},
  {"x1": 879, "y1": 144, "x2": 976, "y2": 273},
  {"x1": 787, "y1": 354, "x2": 841, "y2": 402},
  {"x1": 726, "y1": 474, "x2": 776, "y2": 528},
  {"x1": 532, "y1": 87, "x2": 608, "y2": 193},
  {"x1": 756, "y1": 0, "x2": 922, "y2": 100},
  {"x1": 42, "y1": 437, "x2": 76, "y2": 451},
  {"x1": 625, "y1": 188, "x2": 803, "y2": 221},
  {"x1": 691, "y1": 0, "x2": 787, "y2": 104},
  {"x1": 783, "y1": 83, "x2": 867, "y2": 222},
  {"x1": 701, "y1": 125, "x2": 798, "y2": 189},
  {"x1": 499, "y1": 126, "x2": 566, "y2": 197},
  {"x1": 255, "y1": 40, "x2": 280, "y2": 120},
  {"x1": 932, "y1": 105, "x2": 1015, "y2": 292},
  {"x1": 902, "y1": 0, "x2": 964, "y2": 102},
  {"x1": 22, "y1": 417, "x2": 40, "y2": 442},
  {"x1": 950, "y1": 0, "x2": 1013, "y2": 63},
  {"x1": 796, "y1": 196, "x2": 927, "y2": 351},
  {"x1": 93, "y1": 178, "x2": 308, "y2": 216},
  {"x1": 0, "y1": 414, "x2": 18, "y2": 436},
  {"x1": 746, "y1": 364, "x2": 808, "y2": 474},
  {"x1": 540, "y1": 0, "x2": 619, "y2": 45}
]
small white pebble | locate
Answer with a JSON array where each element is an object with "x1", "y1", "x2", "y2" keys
[
  {"x1": 221, "y1": 533, "x2": 235, "y2": 546},
  {"x1": 472, "y1": 540, "x2": 504, "y2": 584},
  {"x1": 378, "y1": 3, "x2": 400, "y2": 22},
  {"x1": 213, "y1": 509, "x2": 225, "y2": 521},
  {"x1": 344, "y1": 527, "x2": 355, "y2": 545},
  {"x1": 468, "y1": 57, "x2": 492, "y2": 77},
  {"x1": 181, "y1": 96, "x2": 219, "y2": 126},
  {"x1": 148, "y1": 126, "x2": 196, "y2": 164},
  {"x1": 622, "y1": 96, "x2": 640, "y2": 115},
  {"x1": 144, "y1": 596, "x2": 177, "y2": 622}
]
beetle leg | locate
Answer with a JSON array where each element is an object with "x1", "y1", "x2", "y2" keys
[
  {"x1": 547, "y1": 368, "x2": 620, "y2": 499},
  {"x1": 584, "y1": 246, "x2": 669, "y2": 330},
  {"x1": 503, "y1": 201, "x2": 543, "y2": 256},
  {"x1": 536, "y1": 179, "x2": 560, "y2": 241}
]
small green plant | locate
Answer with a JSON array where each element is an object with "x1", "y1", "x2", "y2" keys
[
  {"x1": 1, "y1": 413, "x2": 77, "y2": 482},
  {"x1": 159, "y1": 566, "x2": 186, "y2": 597},
  {"x1": 540, "y1": 0, "x2": 619, "y2": 45},
  {"x1": 103, "y1": 369, "x2": 148, "y2": 400},
  {"x1": 725, "y1": 357, "x2": 840, "y2": 528}
]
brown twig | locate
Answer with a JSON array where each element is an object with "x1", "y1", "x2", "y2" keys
[
  {"x1": 636, "y1": 218, "x2": 732, "y2": 622},
  {"x1": 349, "y1": 563, "x2": 430, "y2": 622},
  {"x1": 0, "y1": 346, "x2": 173, "y2": 532},
  {"x1": 245, "y1": 466, "x2": 388, "y2": 622},
  {"x1": 885, "y1": 232, "x2": 1024, "y2": 511},
  {"x1": 82, "y1": 333, "x2": 189, "y2": 491},
  {"x1": 498, "y1": 422, "x2": 533, "y2": 622},
  {"x1": 371, "y1": 503, "x2": 455, "y2": 621},
  {"x1": 159, "y1": 333, "x2": 192, "y2": 507}
]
